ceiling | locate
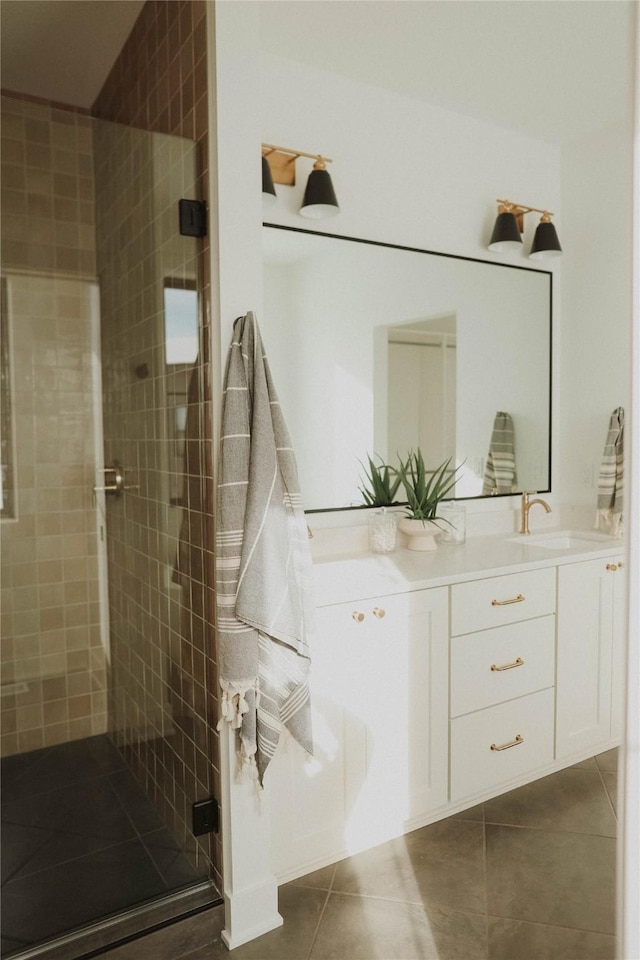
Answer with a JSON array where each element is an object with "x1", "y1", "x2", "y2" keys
[
  {"x1": 258, "y1": 0, "x2": 635, "y2": 145},
  {"x1": 0, "y1": 0, "x2": 634, "y2": 142},
  {"x1": 0, "y1": 0, "x2": 145, "y2": 108}
]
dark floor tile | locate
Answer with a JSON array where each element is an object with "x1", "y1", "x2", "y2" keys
[
  {"x1": 0, "y1": 820, "x2": 55, "y2": 884},
  {"x1": 595, "y1": 748, "x2": 618, "y2": 774},
  {"x1": 2, "y1": 774, "x2": 137, "y2": 846},
  {"x1": 333, "y1": 818, "x2": 486, "y2": 915},
  {"x1": 86, "y1": 734, "x2": 128, "y2": 774},
  {"x1": 0, "y1": 739, "x2": 104, "y2": 803},
  {"x1": 486, "y1": 824, "x2": 616, "y2": 935},
  {"x1": 142, "y1": 827, "x2": 201, "y2": 888},
  {"x1": 601, "y1": 771, "x2": 618, "y2": 816},
  {"x1": 483, "y1": 767, "x2": 617, "y2": 837},
  {"x1": 1, "y1": 933, "x2": 29, "y2": 958},
  {"x1": 108, "y1": 768, "x2": 167, "y2": 835},
  {"x1": 488, "y1": 916, "x2": 617, "y2": 960},
  {"x1": 289, "y1": 863, "x2": 336, "y2": 890},
  {"x1": 310, "y1": 894, "x2": 487, "y2": 960},
  {"x1": 571, "y1": 757, "x2": 599, "y2": 770},
  {"x1": 1, "y1": 839, "x2": 167, "y2": 946},
  {"x1": 5, "y1": 825, "x2": 137, "y2": 882},
  {"x1": 451, "y1": 802, "x2": 484, "y2": 822}
]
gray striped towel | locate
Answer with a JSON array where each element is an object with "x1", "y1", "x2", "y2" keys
[
  {"x1": 482, "y1": 412, "x2": 517, "y2": 495},
  {"x1": 216, "y1": 312, "x2": 314, "y2": 785},
  {"x1": 596, "y1": 406, "x2": 624, "y2": 537}
]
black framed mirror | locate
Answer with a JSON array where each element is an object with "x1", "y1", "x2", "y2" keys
[{"x1": 262, "y1": 224, "x2": 552, "y2": 513}]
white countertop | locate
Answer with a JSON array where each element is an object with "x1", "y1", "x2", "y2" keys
[{"x1": 312, "y1": 529, "x2": 625, "y2": 606}]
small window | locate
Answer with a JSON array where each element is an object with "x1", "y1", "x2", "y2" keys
[{"x1": 163, "y1": 280, "x2": 198, "y2": 365}]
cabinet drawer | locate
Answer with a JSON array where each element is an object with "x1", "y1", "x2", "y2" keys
[
  {"x1": 451, "y1": 567, "x2": 556, "y2": 636},
  {"x1": 450, "y1": 688, "x2": 554, "y2": 801},
  {"x1": 450, "y1": 616, "x2": 555, "y2": 717}
]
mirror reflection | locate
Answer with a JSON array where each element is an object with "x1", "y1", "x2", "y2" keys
[{"x1": 262, "y1": 224, "x2": 552, "y2": 513}]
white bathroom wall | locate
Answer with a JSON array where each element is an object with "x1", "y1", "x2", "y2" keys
[
  {"x1": 259, "y1": 52, "x2": 562, "y2": 526},
  {"x1": 559, "y1": 118, "x2": 634, "y2": 516},
  {"x1": 260, "y1": 53, "x2": 561, "y2": 265}
]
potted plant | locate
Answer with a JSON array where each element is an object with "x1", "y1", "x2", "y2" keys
[
  {"x1": 358, "y1": 454, "x2": 402, "y2": 507},
  {"x1": 396, "y1": 450, "x2": 461, "y2": 550}
]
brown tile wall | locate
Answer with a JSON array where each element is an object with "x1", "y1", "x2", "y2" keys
[
  {"x1": 91, "y1": 0, "x2": 219, "y2": 885},
  {"x1": 0, "y1": 96, "x2": 106, "y2": 756}
]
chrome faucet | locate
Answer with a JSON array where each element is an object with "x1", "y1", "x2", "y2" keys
[{"x1": 520, "y1": 491, "x2": 552, "y2": 534}]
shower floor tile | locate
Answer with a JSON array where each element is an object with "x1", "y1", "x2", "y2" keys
[{"x1": 0, "y1": 735, "x2": 201, "y2": 956}]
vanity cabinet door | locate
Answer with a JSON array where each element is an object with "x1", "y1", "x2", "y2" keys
[
  {"x1": 269, "y1": 587, "x2": 448, "y2": 880},
  {"x1": 336, "y1": 587, "x2": 449, "y2": 843},
  {"x1": 556, "y1": 557, "x2": 623, "y2": 759}
]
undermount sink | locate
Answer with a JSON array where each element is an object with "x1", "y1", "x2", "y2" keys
[{"x1": 506, "y1": 530, "x2": 614, "y2": 550}]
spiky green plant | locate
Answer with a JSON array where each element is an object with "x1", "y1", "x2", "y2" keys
[
  {"x1": 396, "y1": 450, "x2": 460, "y2": 522},
  {"x1": 358, "y1": 454, "x2": 402, "y2": 507}
]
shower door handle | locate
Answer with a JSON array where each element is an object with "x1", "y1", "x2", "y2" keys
[{"x1": 94, "y1": 461, "x2": 136, "y2": 496}]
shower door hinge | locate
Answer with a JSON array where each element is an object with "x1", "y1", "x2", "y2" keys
[
  {"x1": 192, "y1": 797, "x2": 219, "y2": 836},
  {"x1": 179, "y1": 199, "x2": 207, "y2": 238}
]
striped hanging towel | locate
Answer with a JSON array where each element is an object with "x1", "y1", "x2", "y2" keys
[
  {"x1": 596, "y1": 406, "x2": 624, "y2": 537},
  {"x1": 215, "y1": 312, "x2": 315, "y2": 785},
  {"x1": 482, "y1": 412, "x2": 517, "y2": 495}
]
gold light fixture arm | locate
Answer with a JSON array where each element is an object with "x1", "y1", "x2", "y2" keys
[
  {"x1": 262, "y1": 143, "x2": 333, "y2": 186},
  {"x1": 496, "y1": 199, "x2": 554, "y2": 231}
]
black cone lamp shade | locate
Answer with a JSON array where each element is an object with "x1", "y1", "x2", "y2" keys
[
  {"x1": 529, "y1": 219, "x2": 562, "y2": 260},
  {"x1": 262, "y1": 155, "x2": 277, "y2": 208},
  {"x1": 300, "y1": 160, "x2": 339, "y2": 219},
  {"x1": 488, "y1": 211, "x2": 522, "y2": 252}
]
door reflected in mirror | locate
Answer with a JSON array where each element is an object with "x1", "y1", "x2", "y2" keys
[{"x1": 385, "y1": 316, "x2": 457, "y2": 477}]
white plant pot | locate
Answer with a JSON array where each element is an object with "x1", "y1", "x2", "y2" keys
[{"x1": 398, "y1": 517, "x2": 440, "y2": 551}]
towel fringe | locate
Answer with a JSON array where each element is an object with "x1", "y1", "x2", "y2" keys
[
  {"x1": 217, "y1": 678, "x2": 260, "y2": 731},
  {"x1": 218, "y1": 679, "x2": 264, "y2": 793}
]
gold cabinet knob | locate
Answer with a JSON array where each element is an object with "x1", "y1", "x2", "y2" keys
[
  {"x1": 373, "y1": 607, "x2": 386, "y2": 619},
  {"x1": 352, "y1": 611, "x2": 365, "y2": 622},
  {"x1": 606, "y1": 563, "x2": 618, "y2": 572}
]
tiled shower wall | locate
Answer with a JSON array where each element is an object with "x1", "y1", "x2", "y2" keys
[
  {"x1": 0, "y1": 96, "x2": 106, "y2": 756},
  {"x1": 92, "y1": 0, "x2": 218, "y2": 881}
]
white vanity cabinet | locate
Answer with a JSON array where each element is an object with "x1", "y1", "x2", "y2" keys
[
  {"x1": 269, "y1": 586, "x2": 448, "y2": 880},
  {"x1": 556, "y1": 555, "x2": 625, "y2": 758},
  {"x1": 269, "y1": 540, "x2": 625, "y2": 884},
  {"x1": 449, "y1": 568, "x2": 556, "y2": 801}
]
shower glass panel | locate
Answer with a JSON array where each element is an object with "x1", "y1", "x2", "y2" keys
[{"x1": 0, "y1": 97, "x2": 218, "y2": 959}]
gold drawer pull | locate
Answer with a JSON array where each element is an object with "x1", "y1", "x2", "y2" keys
[
  {"x1": 491, "y1": 594, "x2": 525, "y2": 607},
  {"x1": 606, "y1": 563, "x2": 618, "y2": 571},
  {"x1": 490, "y1": 734, "x2": 524, "y2": 752},
  {"x1": 352, "y1": 611, "x2": 365, "y2": 622},
  {"x1": 491, "y1": 657, "x2": 524, "y2": 672},
  {"x1": 373, "y1": 607, "x2": 386, "y2": 619}
]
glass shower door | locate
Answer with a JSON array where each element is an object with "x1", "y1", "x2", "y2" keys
[
  {"x1": 0, "y1": 98, "x2": 218, "y2": 959},
  {"x1": 95, "y1": 115, "x2": 217, "y2": 892}
]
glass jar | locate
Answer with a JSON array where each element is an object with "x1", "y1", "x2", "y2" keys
[{"x1": 368, "y1": 509, "x2": 398, "y2": 554}]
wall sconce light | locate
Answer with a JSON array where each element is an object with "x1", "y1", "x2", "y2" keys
[
  {"x1": 488, "y1": 199, "x2": 562, "y2": 260},
  {"x1": 262, "y1": 156, "x2": 277, "y2": 208},
  {"x1": 262, "y1": 143, "x2": 340, "y2": 219}
]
